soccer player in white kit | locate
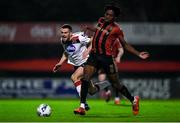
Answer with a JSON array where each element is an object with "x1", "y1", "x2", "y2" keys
[{"x1": 53, "y1": 24, "x2": 98, "y2": 111}]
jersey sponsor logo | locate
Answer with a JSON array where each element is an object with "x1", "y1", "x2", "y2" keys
[{"x1": 66, "y1": 44, "x2": 76, "y2": 52}]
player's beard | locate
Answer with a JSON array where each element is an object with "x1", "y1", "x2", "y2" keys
[
  {"x1": 62, "y1": 37, "x2": 72, "y2": 44},
  {"x1": 62, "y1": 36, "x2": 69, "y2": 42},
  {"x1": 62, "y1": 38, "x2": 67, "y2": 41}
]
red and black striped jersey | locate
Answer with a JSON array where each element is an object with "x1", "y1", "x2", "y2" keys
[{"x1": 92, "y1": 17, "x2": 124, "y2": 56}]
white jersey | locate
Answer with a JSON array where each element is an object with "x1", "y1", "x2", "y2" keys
[{"x1": 61, "y1": 32, "x2": 90, "y2": 66}]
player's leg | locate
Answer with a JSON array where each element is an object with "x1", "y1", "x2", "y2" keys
[
  {"x1": 114, "y1": 89, "x2": 120, "y2": 105},
  {"x1": 74, "y1": 64, "x2": 96, "y2": 115},
  {"x1": 81, "y1": 65, "x2": 96, "y2": 106},
  {"x1": 107, "y1": 71, "x2": 139, "y2": 115},
  {"x1": 104, "y1": 86, "x2": 111, "y2": 102},
  {"x1": 71, "y1": 66, "x2": 92, "y2": 111},
  {"x1": 106, "y1": 73, "x2": 133, "y2": 102},
  {"x1": 102, "y1": 58, "x2": 139, "y2": 115},
  {"x1": 71, "y1": 65, "x2": 99, "y2": 96},
  {"x1": 71, "y1": 66, "x2": 84, "y2": 96},
  {"x1": 101, "y1": 57, "x2": 132, "y2": 101},
  {"x1": 88, "y1": 69, "x2": 112, "y2": 96},
  {"x1": 98, "y1": 72, "x2": 111, "y2": 102}
]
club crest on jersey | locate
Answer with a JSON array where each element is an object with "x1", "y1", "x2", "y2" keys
[{"x1": 66, "y1": 44, "x2": 76, "y2": 52}]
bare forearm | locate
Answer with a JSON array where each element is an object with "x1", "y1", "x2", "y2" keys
[
  {"x1": 58, "y1": 52, "x2": 67, "y2": 64},
  {"x1": 124, "y1": 43, "x2": 140, "y2": 56},
  {"x1": 119, "y1": 35, "x2": 140, "y2": 57}
]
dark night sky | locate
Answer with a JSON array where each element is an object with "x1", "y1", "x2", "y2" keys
[{"x1": 0, "y1": 0, "x2": 179, "y2": 22}]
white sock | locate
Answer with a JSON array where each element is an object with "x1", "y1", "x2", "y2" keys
[
  {"x1": 80, "y1": 103, "x2": 85, "y2": 109},
  {"x1": 115, "y1": 97, "x2": 120, "y2": 101}
]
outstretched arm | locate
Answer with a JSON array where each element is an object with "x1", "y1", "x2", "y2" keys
[
  {"x1": 119, "y1": 35, "x2": 149, "y2": 59},
  {"x1": 53, "y1": 52, "x2": 68, "y2": 72}
]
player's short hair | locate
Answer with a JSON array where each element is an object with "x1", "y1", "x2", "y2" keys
[
  {"x1": 104, "y1": 5, "x2": 121, "y2": 17},
  {"x1": 61, "y1": 24, "x2": 72, "y2": 31}
]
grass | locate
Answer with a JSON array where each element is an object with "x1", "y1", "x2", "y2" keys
[{"x1": 0, "y1": 99, "x2": 180, "y2": 122}]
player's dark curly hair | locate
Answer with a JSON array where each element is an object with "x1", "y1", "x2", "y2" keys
[{"x1": 104, "y1": 5, "x2": 121, "y2": 17}]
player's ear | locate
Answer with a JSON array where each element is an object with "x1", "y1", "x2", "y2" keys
[{"x1": 70, "y1": 32, "x2": 73, "y2": 36}]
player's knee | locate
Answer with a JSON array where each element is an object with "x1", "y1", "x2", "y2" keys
[{"x1": 71, "y1": 74, "x2": 77, "y2": 82}]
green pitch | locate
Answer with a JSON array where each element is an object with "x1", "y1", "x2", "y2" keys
[{"x1": 0, "y1": 99, "x2": 180, "y2": 122}]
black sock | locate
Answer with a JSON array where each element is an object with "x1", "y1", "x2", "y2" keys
[
  {"x1": 115, "y1": 89, "x2": 119, "y2": 97},
  {"x1": 80, "y1": 79, "x2": 90, "y2": 103},
  {"x1": 104, "y1": 87, "x2": 109, "y2": 92},
  {"x1": 120, "y1": 85, "x2": 134, "y2": 102}
]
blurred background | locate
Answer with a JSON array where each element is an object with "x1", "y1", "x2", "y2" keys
[{"x1": 0, "y1": 0, "x2": 180, "y2": 99}]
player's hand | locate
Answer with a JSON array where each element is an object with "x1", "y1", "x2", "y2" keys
[
  {"x1": 139, "y1": 52, "x2": 150, "y2": 59},
  {"x1": 53, "y1": 64, "x2": 62, "y2": 73},
  {"x1": 70, "y1": 35, "x2": 78, "y2": 41}
]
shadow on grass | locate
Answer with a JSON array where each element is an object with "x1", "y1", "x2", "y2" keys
[
  {"x1": 108, "y1": 103, "x2": 131, "y2": 107},
  {"x1": 83, "y1": 113, "x2": 132, "y2": 118}
]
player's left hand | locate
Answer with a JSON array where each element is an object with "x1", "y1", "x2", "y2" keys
[{"x1": 139, "y1": 52, "x2": 150, "y2": 59}]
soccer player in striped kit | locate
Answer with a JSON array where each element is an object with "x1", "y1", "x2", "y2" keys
[{"x1": 74, "y1": 5, "x2": 149, "y2": 115}]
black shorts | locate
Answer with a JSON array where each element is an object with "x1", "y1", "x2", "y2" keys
[
  {"x1": 73, "y1": 64, "x2": 85, "y2": 72},
  {"x1": 85, "y1": 53, "x2": 118, "y2": 74}
]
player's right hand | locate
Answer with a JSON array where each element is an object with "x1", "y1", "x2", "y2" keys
[
  {"x1": 53, "y1": 64, "x2": 61, "y2": 73},
  {"x1": 139, "y1": 52, "x2": 150, "y2": 59}
]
